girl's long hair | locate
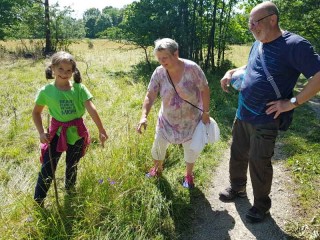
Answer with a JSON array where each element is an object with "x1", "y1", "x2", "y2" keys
[{"x1": 45, "y1": 51, "x2": 82, "y2": 83}]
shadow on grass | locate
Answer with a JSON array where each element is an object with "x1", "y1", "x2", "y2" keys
[
  {"x1": 155, "y1": 176, "x2": 193, "y2": 238},
  {"x1": 130, "y1": 61, "x2": 159, "y2": 85},
  {"x1": 34, "y1": 193, "x2": 78, "y2": 239},
  {"x1": 61, "y1": 193, "x2": 77, "y2": 237},
  {"x1": 155, "y1": 176, "x2": 235, "y2": 240}
]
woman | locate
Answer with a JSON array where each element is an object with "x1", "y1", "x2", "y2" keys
[{"x1": 136, "y1": 38, "x2": 210, "y2": 188}]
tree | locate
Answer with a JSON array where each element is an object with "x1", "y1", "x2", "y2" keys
[
  {"x1": 114, "y1": 0, "x2": 244, "y2": 71},
  {"x1": 5, "y1": 0, "x2": 85, "y2": 55},
  {"x1": 115, "y1": 0, "x2": 175, "y2": 69},
  {"x1": 83, "y1": 8, "x2": 112, "y2": 38},
  {"x1": 0, "y1": 0, "x2": 30, "y2": 39},
  {"x1": 44, "y1": 0, "x2": 52, "y2": 54},
  {"x1": 50, "y1": 6, "x2": 86, "y2": 50},
  {"x1": 273, "y1": 0, "x2": 320, "y2": 51},
  {"x1": 102, "y1": 6, "x2": 124, "y2": 27}
]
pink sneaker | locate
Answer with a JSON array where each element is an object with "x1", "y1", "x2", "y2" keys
[
  {"x1": 183, "y1": 175, "x2": 194, "y2": 188},
  {"x1": 145, "y1": 167, "x2": 162, "y2": 178}
]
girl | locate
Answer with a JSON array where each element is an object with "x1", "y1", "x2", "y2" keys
[{"x1": 32, "y1": 51, "x2": 108, "y2": 206}]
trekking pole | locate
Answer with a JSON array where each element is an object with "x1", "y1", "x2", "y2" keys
[{"x1": 47, "y1": 114, "x2": 60, "y2": 208}]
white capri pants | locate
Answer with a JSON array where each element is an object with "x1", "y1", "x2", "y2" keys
[{"x1": 151, "y1": 132, "x2": 200, "y2": 163}]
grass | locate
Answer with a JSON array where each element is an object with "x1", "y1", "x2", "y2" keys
[
  {"x1": 0, "y1": 39, "x2": 227, "y2": 239},
  {"x1": 278, "y1": 101, "x2": 320, "y2": 240},
  {"x1": 0, "y1": 40, "x2": 318, "y2": 239}
]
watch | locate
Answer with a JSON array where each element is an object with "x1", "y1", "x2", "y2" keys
[{"x1": 290, "y1": 97, "x2": 299, "y2": 107}]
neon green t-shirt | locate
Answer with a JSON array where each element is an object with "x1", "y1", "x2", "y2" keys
[{"x1": 35, "y1": 82, "x2": 93, "y2": 144}]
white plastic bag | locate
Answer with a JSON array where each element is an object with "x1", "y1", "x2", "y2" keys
[{"x1": 190, "y1": 117, "x2": 220, "y2": 153}]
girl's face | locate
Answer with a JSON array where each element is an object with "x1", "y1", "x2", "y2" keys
[{"x1": 52, "y1": 61, "x2": 73, "y2": 82}]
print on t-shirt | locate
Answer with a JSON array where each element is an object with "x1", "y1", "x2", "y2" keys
[{"x1": 60, "y1": 99, "x2": 76, "y2": 115}]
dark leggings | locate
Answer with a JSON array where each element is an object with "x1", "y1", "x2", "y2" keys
[{"x1": 34, "y1": 135, "x2": 84, "y2": 201}]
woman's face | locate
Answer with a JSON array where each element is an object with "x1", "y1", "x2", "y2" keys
[
  {"x1": 155, "y1": 50, "x2": 178, "y2": 69},
  {"x1": 52, "y1": 61, "x2": 73, "y2": 82}
]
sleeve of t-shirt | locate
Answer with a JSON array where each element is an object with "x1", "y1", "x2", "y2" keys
[
  {"x1": 291, "y1": 39, "x2": 320, "y2": 79},
  {"x1": 80, "y1": 84, "x2": 93, "y2": 102},
  {"x1": 147, "y1": 68, "x2": 160, "y2": 94},
  {"x1": 35, "y1": 86, "x2": 47, "y2": 106},
  {"x1": 193, "y1": 64, "x2": 208, "y2": 91}
]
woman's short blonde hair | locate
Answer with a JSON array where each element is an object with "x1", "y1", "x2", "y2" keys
[{"x1": 154, "y1": 38, "x2": 179, "y2": 55}]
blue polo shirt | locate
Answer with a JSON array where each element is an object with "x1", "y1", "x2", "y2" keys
[{"x1": 237, "y1": 31, "x2": 320, "y2": 124}]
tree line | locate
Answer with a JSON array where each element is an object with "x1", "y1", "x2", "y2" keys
[{"x1": 0, "y1": 0, "x2": 319, "y2": 71}]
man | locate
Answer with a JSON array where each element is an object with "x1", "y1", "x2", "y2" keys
[
  {"x1": 220, "y1": 1, "x2": 320, "y2": 223},
  {"x1": 136, "y1": 38, "x2": 210, "y2": 188}
]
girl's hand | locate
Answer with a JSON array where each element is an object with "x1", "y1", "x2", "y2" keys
[
  {"x1": 39, "y1": 132, "x2": 50, "y2": 144},
  {"x1": 99, "y1": 129, "x2": 108, "y2": 147}
]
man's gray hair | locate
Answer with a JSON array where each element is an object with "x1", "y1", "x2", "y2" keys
[{"x1": 154, "y1": 38, "x2": 179, "y2": 55}]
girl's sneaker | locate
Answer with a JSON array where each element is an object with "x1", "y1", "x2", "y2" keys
[
  {"x1": 183, "y1": 175, "x2": 195, "y2": 188},
  {"x1": 145, "y1": 167, "x2": 162, "y2": 178}
]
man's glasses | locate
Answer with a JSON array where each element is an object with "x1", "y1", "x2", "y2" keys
[{"x1": 248, "y1": 13, "x2": 275, "y2": 28}]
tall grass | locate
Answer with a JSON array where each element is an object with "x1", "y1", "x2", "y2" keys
[
  {"x1": 0, "y1": 40, "x2": 318, "y2": 239},
  {"x1": 0, "y1": 39, "x2": 227, "y2": 239}
]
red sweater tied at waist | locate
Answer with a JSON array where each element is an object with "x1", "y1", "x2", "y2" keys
[{"x1": 40, "y1": 117, "x2": 90, "y2": 163}]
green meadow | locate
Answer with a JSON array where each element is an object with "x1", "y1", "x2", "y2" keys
[{"x1": 0, "y1": 40, "x2": 318, "y2": 239}]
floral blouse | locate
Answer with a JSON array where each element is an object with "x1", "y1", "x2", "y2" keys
[{"x1": 148, "y1": 59, "x2": 208, "y2": 144}]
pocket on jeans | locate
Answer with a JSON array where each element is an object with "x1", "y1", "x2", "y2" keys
[{"x1": 253, "y1": 128, "x2": 277, "y2": 160}]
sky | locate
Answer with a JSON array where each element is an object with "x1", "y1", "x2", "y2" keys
[{"x1": 50, "y1": 0, "x2": 137, "y2": 18}]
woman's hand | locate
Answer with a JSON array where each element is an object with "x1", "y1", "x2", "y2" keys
[
  {"x1": 202, "y1": 112, "x2": 210, "y2": 124},
  {"x1": 136, "y1": 117, "x2": 148, "y2": 134}
]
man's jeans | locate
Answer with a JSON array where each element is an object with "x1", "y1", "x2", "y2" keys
[{"x1": 229, "y1": 118, "x2": 278, "y2": 212}]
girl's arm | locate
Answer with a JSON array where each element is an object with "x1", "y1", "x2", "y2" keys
[
  {"x1": 32, "y1": 104, "x2": 50, "y2": 143},
  {"x1": 85, "y1": 100, "x2": 108, "y2": 147}
]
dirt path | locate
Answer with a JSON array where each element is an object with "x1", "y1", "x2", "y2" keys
[
  {"x1": 181, "y1": 143, "x2": 296, "y2": 240},
  {"x1": 179, "y1": 96, "x2": 320, "y2": 240}
]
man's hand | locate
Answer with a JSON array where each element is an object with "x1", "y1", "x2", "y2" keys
[
  {"x1": 266, "y1": 99, "x2": 295, "y2": 118},
  {"x1": 220, "y1": 71, "x2": 232, "y2": 92}
]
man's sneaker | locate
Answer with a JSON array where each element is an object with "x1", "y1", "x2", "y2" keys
[
  {"x1": 219, "y1": 187, "x2": 247, "y2": 201},
  {"x1": 246, "y1": 206, "x2": 270, "y2": 223},
  {"x1": 145, "y1": 167, "x2": 162, "y2": 178},
  {"x1": 182, "y1": 175, "x2": 195, "y2": 189}
]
